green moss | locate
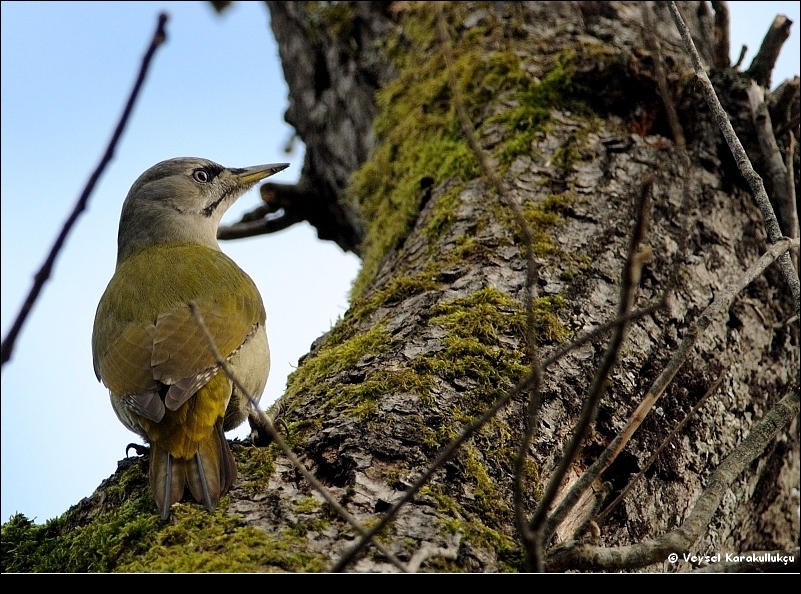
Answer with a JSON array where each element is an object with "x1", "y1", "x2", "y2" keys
[
  {"x1": 348, "y1": 3, "x2": 580, "y2": 299},
  {"x1": 1, "y1": 459, "x2": 328, "y2": 573},
  {"x1": 306, "y1": 2, "x2": 355, "y2": 41},
  {"x1": 420, "y1": 485, "x2": 521, "y2": 572},
  {"x1": 236, "y1": 443, "x2": 279, "y2": 495},
  {"x1": 431, "y1": 286, "x2": 525, "y2": 344},
  {"x1": 338, "y1": 368, "x2": 435, "y2": 413},
  {"x1": 463, "y1": 445, "x2": 509, "y2": 523},
  {"x1": 422, "y1": 334, "x2": 526, "y2": 388},
  {"x1": 120, "y1": 506, "x2": 327, "y2": 572},
  {"x1": 436, "y1": 423, "x2": 460, "y2": 446},
  {"x1": 487, "y1": 191, "x2": 569, "y2": 257},
  {"x1": 425, "y1": 185, "x2": 463, "y2": 243},
  {"x1": 283, "y1": 324, "x2": 393, "y2": 409},
  {"x1": 489, "y1": 60, "x2": 577, "y2": 166},
  {"x1": 323, "y1": 272, "x2": 440, "y2": 349},
  {"x1": 2, "y1": 460, "x2": 156, "y2": 572},
  {"x1": 345, "y1": 0, "x2": 636, "y2": 303},
  {"x1": 401, "y1": 287, "x2": 566, "y2": 453},
  {"x1": 281, "y1": 321, "x2": 441, "y2": 429},
  {"x1": 365, "y1": 274, "x2": 440, "y2": 312},
  {"x1": 410, "y1": 288, "x2": 529, "y2": 434},
  {"x1": 435, "y1": 235, "x2": 495, "y2": 277},
  {"x1": 429, "y1": 286, "x2": 567, "y2": 350},
  {"x1": 531, "y1": 295, "x2": 570, "y2": 343}
]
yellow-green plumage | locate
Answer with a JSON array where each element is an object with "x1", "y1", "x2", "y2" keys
[
  {"x1": 92, "y1": 157, "x2": 286, "y2": 520},
  {"x1": 93, "y1": 244, "x2": 264, "y2": 398},
  {"x1": 143, "y1": 373, "x2": 236, "y2": 514}
]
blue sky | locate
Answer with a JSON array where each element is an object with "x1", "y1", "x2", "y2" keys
[{"x1": 2, "y1": 1, "x2": 799, "y2": 524}]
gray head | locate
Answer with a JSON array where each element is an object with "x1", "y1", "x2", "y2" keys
[{"x1": 117, "y1": 157, "x2": 288, "y2": 264}]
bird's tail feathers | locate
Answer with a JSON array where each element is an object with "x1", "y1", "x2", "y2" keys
[
  {"x1": 149, "y1": 445, "x2": 186, "y2": 521},
  {"x1": 149, "y1": 420, "x2": 237, "y2": 520}
]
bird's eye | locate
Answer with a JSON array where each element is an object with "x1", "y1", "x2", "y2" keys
[{"x1": 192, "y1": 169, "x2": 211, "y2": 184}]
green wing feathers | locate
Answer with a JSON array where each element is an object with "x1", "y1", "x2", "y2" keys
[{"x1": 92, "y1": 244, "x2": 265, "y2": 395}]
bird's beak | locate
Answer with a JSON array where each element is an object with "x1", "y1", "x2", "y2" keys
[{"x1": 231, "y1": 163, "x2": 290, "y2": 185}]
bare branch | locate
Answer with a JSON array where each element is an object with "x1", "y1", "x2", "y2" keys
[
  {"x1": 540, "y1": 237, "x2": 798, "y2": 551},
  {"x1": 0, "y1": 13, "x2": 169, "y2": 368},
  {"x1": 733, "y1": 45, "x2": 748, "y2": 69},
  {"x1": 642, "y1": 2, "x2": 694, "y2": 292},
  {"x1": 769, "y1": 76, "x2": 800, "y2": 134},
  {"x1": 546, "y1": 385, "x2": 800, "y2": 571},
  {"x1": 407, "y1": 542, "x2": 460, "y2": 573},
  {"x1": 219, "y1": 180, "x2": 364, "y2": 254},
  {"x1": 187, "y1": 304, "x2": 409, "y2": 573},
  {"x1": 331, "y1": 366, "x2": 542, "y2": 572},
  {"x1": 747, "y1": 82, "x2": 798, "y2": 244},
  {"x1": 595, "y1": 372, "x2": 725, "y2": 525},
  {"x1": 786, "y1": 132, "x2": 799, "y2": 269},
  {"x1": 218, "y1": 182, "x2": 311, "y2": 240},
  {"x1": 746, "y1": 15, "x2": 793, "y2": 89},
  {"x1": 218, "y1": 205, "x2": 304, "y2": 240},
  {"x1": 527, "y1": 179, "x2": 654, "y2": 568},
  {"x1": 514, "y1": 372, "x2": 543, "y2": 566},
  {"x1": 710, "y1": 1, "x2": 730, "y2": 68},
  {"x1": 668, "y1": 2, "x2": 801, "y2": 313}
]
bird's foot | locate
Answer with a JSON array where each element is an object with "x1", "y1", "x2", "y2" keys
[
  {"x1": 246, "y1": 403, "x2": 287, "y2": 447},
  {"x1": 126, "y1": 442, "x2": 150, "y2": 457}
]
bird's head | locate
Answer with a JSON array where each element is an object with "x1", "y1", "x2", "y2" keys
[{"x1": 117, "y1": 157, "x2": 288, "y2": 263}]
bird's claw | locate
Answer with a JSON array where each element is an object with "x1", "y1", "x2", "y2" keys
[{"x1": 126, "y1": 443, "x2": 150, "y2": 457}]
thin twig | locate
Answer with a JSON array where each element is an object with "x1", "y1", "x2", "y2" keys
[
  {"x1": 786, "y1": 131, "x2": 799, "y2": 270},
  {"x1": 528, "y1": 179, "x2": 654, "y2": 567},
  {"x1": 642, "y1": 2, "x2": 694, "y2": 295},
  {"x1": 436, "y1": 5, "x2": 552, "y2": 571},
  {"x1": 513, "y1": 373, "x2": 543, "y2": 561},
  {"x1": 733, "y1": 45, "x2": 748, "y2": 70},
  {"x1": 1, "y1": 13, "x2": 169, "y2": 368},
  {"x1": 732, "y1": 44, "x2": 748, "y2": 70},
  {"x1": 542, "y1": 302, "x2": 665, "y2": 369},
  {"x1": 435, "y1": 5, "x2": 539, "y2": 362},
  {"x1": 595, "y1": 372, "x2": 725, "y2": 525},
  {"x1": 331, "y1": 365, "x2": 542, "y2": 572},
  {"x1": 668, "y1": 1, "x2": 800, "y2": 313},
  {"x1": 546, "y1": 385, "x2": 800, "y2": 571},
  {"x1": 187, "y1": 304, "x2": 409, "y2": 573},
  {"x1": 540, "y1": 236, "x2": 798, "y2": 545}
]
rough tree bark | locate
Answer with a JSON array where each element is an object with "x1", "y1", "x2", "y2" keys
[{"x1": 3, "y1": 1, "x2": 798, "y2": 573}]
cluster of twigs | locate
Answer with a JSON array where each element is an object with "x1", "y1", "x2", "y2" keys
[
  {"x1": 210, "y1": 2, "x2": 799, "y2": 572},
  {"x1": 4, "y1": 2, "x2": 798, "y2": 573}
]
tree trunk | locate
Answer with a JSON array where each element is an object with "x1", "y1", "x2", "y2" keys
[{"x1": 3, "y1": 1, "x2": 798, "y2": 573}]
